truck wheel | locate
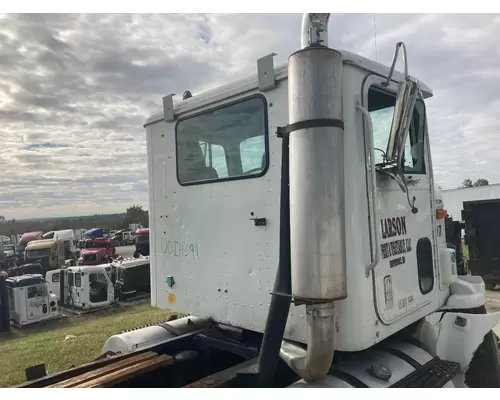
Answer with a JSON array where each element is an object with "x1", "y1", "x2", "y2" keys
[
  {"x1": 465, "y1": 329, "x2": 500, "y2": 387},
  {"x1": 486, "y1": 283, "x2": 496, "y2": 291}
]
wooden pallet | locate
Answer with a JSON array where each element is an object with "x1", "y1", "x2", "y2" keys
[{"x1": 48, "y1": 351, "x2": 174, "y2": 388}]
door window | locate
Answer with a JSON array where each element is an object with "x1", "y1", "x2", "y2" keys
[
  {"x1": 368, "y1": 88, "x2": 426, "y2": 175},
  {"x1": 75, "y1": 273, "x2": 81, "y2": 288},
  {"x1": 27, "y1": 285, "x2": 47, "y2": 299},
  {"x1": 52, "y1": 272, "x2": 60, "y2": 283},
  {"x1": 89, "y1": 271, "x2": 108, "y2": 303}
]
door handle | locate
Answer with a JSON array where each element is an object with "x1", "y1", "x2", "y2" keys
[{"x1": 250, "y1": 217, "x2": 267, "y2": 226}]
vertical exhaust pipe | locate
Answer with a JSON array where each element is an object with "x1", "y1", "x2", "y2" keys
[{"x1": 279, "y1": 13, "x2": 347, "y2": 382}]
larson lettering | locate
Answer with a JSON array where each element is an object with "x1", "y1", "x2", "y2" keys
[{"x1": 381, "y1": 216, "x2": 407, "y2": 239}]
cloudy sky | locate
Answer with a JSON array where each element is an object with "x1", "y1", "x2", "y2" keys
[{"x1": 0, "y1": 13, "x2": 497, "y2": 219}]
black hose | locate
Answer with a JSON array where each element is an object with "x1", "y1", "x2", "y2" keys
[{"x1": 257, "y1": 132, "x2": 292, "y2": 388}]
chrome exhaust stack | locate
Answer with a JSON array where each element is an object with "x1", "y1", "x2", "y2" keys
[{"x1": 279, "y1": 13, "x2": 347, "y2": 382}]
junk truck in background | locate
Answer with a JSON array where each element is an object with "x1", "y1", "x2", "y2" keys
[
  {"x1": 18, "y1": 14, "x2": 500, "y2": 389},
  {"x1": 42, "y1": 229, "x2": 81, "y2": 261},
  {"x1": 16, "y1": 231, "x2": 43, "y2": 262},
  {"x1": 111, "y1": 230, "x2": 135, "y2": 247},
  {"x1": 462, "y1": 199, "x2": 500, "y2": 290},
  {"x1": 78, "y1": 237, "x2": 116, "y2": 266},
  {"x1": 44, "y1": 257, "x2": 151, "y2": 310},
  {"x1": 133, "y1": 228, "x2": 149, "y2": 257}
]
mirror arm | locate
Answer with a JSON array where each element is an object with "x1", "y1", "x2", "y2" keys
[
  {"x1": 383, "y1": 42, "x2": 409, "y2": 86},
  {"x1": 396, "y1": 81, "x2": 421, "y2": 171}
]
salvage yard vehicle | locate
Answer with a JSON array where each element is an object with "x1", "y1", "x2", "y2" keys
[
  {"x1": 43, "y1": 229, "x2": 81, "y2": 261},
  {"x1": 45, "y1": 257, "x2": 151, "y2": 310},
  {"x1": 5, "y1": 274, "x2": 63, "y2": 328},
  {"x1": 78, "y1": 237, "x2": 116, "y2": 266},
  {"x1": 112, "y1": 257, "x2": 150, "y2": 300},
  {"x1": 18, "y1": 13, "x2": 500, "y2": 388},
  {"x1": 16, "y1": 231, "x2": 43, "y2": 262},
  {"x1": 111, "y1": 230, "x2": 135, "y2": 247},
  {"x1": 59, "y1": 266, "x2": 116, "y2": 310},
  {"x1": 24, "y1": 239, "x2": 73, "y2": 274},
  {"x1": 133, "y1": 228, "x2": 149, "y2": 257},
  {"x1": 462, "y1": 199, "x2": 500, "y2": 290}
]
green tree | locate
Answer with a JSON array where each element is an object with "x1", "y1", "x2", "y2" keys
[
  {"x1": 124, "y1": 205, "x2": 148, "y2": 228},
  {"x1": 461, "y1": 179, "x2": 473, "y2": 188},
  {"x1": 473, "y1": 178, "x2": 489, "y2": 187}
]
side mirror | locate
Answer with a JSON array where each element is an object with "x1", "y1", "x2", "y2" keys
[
  {"x1": 386, "y1": 79, "x2": 420, "y2": 168},
  {"x1": 383, "y1": 42, "x2": 420, "y2": 170}
]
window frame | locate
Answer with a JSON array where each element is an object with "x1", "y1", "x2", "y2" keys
[
  {"x1": 361, "y1": 73, "x2": 433, "y2": 271},
  {"x1": 174, "y1": 93, "x2": 270, "y2": 187},
  {"x1": 366, "y1": 86, "x2": 427, "y2": 176},
  {"x1": 75, "y1": 273, "x2": 82, "y2": 288}
]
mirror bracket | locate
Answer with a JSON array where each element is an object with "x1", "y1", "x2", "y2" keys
[{"x1": 383, "y1": 41, "x2": 421, "y2": 168}]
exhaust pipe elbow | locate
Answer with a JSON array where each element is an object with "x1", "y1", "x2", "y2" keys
[
  {"x1": 280, "y1": 303, "x2": 335, "y2": 382},
  {"x1": 301, "y1": 13, "x2": 331, "y2": 49}
]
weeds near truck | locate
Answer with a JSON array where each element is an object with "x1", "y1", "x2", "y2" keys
[{"x1": 0, "y1": 303, "x2": 175, "y2": 387}]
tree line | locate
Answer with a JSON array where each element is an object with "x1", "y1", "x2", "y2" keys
[
  {"x1": 460, "y1": 178, "x2": 489, "y2": 188},
  {"x1": 0, "y1": 205, "x2": 149, "y2": 237}
]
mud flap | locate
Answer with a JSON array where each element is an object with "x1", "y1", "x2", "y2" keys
[
  {"x1": 464, "y1": 307, "x2": 500, "y2": 388},
  {"x1": 416, "y1": 305, "x2": 500, "y2": 387}
]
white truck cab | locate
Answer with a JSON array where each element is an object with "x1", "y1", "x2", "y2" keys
[
  {"x1": 46, "y1": 265, "x2": 115, "y2": 310},
  {"x1": 5, "y1": 274, "x2": 60, "y2": 327}
]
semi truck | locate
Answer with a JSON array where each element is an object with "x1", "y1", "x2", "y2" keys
[
  {"x1": 17, "y1": 13, "x2": 500, "y2": 388},
  {"x1": 16, "y1": 231, "x2": 43, "y2": 261},
  {"x1": 78, "y1": 237, "x2": 116, "y2": 266},
  {"x1": 23, "y1": 239, "x2": 73, "y2": 273},
  {"x1": 133, "y1": 228, "x2": 149, "y2": 257}
]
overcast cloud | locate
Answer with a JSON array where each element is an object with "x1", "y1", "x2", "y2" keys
[{"x1": 0, "y1": 13, "x2": 498, "y2": 219}]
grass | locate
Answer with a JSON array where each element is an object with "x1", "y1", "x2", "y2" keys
[{"x1": 0, "y1": 303, "x2": 174, "y2": 388}]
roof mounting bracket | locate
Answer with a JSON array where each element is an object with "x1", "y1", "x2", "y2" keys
[
  {"x1": 257, "y1": 53, "x2": 277, "y2": 92},
  {"x1": 163, "y1": 93, "x2": 176, "y2": 122}
]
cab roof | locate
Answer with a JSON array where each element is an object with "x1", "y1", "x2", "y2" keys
[
  {"x1": 25, "y1": 239, "x2": 56, "y2": 250},
  {"x1": 144, "y1": 48, "x2": 433, "y2": 127},
  {"x1": 6, "y1": 274, "x2": 45, "y2": 287}
]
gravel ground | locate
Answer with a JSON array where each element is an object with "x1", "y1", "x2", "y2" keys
[{"x1": 486, "y1": 290, "x2": 500, "y2": 337}]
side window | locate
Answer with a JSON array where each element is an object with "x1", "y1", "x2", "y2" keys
[
  {"x1": 27, "y1": 286, "x2": 38, "y2": 299},
  {"x1": 27, "y1": 285, "x2": 47, "y2": 298},
  {"x1": 52, "y1": 272, "x2": 60, "y2": 283},
  {"x1": 176, "y1": 96, "x2": 268, "y2": 185},
  {"x1": 368, "y1": 88, "x2": 426, "y2": 175},
  {"x1": 97, "y1": 272, "x2": 108, "y2": 283},
  {"x1": 68, "y1": 272, "x2": 74, "y2": 286},
  {"x1": 75, "y1": 273, "x2": 81, "y2": 288}
]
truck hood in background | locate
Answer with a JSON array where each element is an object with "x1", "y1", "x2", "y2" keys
[{"x1": 82, "y1": 248, "x2": 106, "y2": 255}]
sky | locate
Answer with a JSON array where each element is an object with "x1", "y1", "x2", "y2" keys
[{"x1": 0, "y1": 13, "x2": 498, "y2": 219}]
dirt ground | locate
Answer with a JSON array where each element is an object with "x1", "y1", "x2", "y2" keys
[{"x1": 487, "y1": 290, "x2": 500, "y2": 313}]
